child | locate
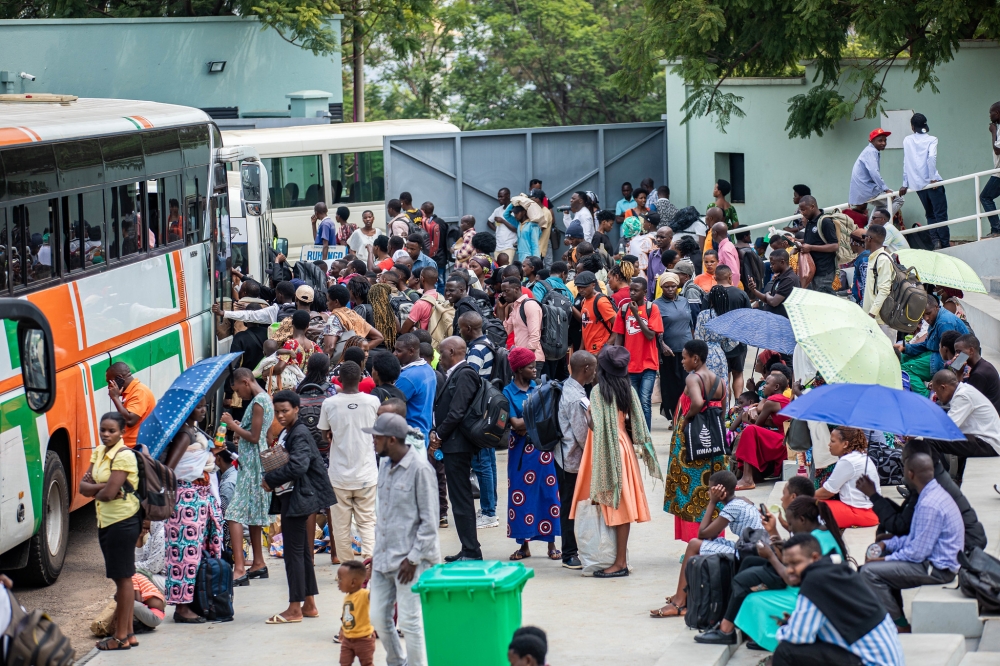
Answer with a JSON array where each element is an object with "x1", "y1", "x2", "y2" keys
[
  {"x1": 508, "y1": 631, "x2": 547, "y2": 666},
  {"x1": 131, "y1": 572, "x2": 166, "y2": 633},
  {"x1": 651, "y1": 471, "x2": 764, "y2": 618},
  {"x1": 337, "y1": 560, "x2": 375, "y2": 666},
  {"x1": 727, "y1": 391, "x2": 757, "y2": 438}
]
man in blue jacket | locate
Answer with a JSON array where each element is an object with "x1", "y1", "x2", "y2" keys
[{"x1": 894, "y1": 294, "x2": 968, "y2": 396}]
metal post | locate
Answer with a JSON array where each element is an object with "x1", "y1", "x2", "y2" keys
[
  {"x1": 975, "y1": 174, "x2": 982, "y2": 241},
  {"x1": 455, "y1": 135, "x2": 464, "y2": 222}
]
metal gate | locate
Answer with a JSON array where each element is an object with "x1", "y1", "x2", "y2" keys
[{"x1": 384, "y1": 122, "x2": 667, "y2": 228}]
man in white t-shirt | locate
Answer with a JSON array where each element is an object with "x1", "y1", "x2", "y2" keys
[
  {"x1": 317, "y1": 360, "x2": 381, "y2": 560},
  {"x1": 487, "y1": 187, "x2": 518, "y2": 260},
  {"x1": 563, "y1": 191, "x2": 595, "y2": 243},
  {"x1": 927, "y1": 369, "x2": 1000, "y2": 485}
]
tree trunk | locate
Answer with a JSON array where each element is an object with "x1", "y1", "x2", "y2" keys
[{"x1": 352, "y1": 8, "x2": 365, "y2": 122}]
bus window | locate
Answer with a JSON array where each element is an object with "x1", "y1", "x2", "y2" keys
[
  {"x1": 11, "y1": 199, "x2": 57, "y2": 286},
  {"x1": 107, "y1": 183, "x2": 143, "y2": 259},
  {"x1": 141, "y1": 130, "x2": 182, "y2": 176},
  {"x1": 149, "y1": 175, "x2": 183, "y2": 247},
  {"x1": 101, "y1": 135, "x2": 145, "y2": 183},
  {"x1": 0, "y1": 208, "x2": 7, "y2": 292},
  {"x1": 263, "y1": 156, "x2": 323, "y2": 209},
  {"x1": 54, "y1": 139, "x2": 104, "y2": 191},
  {"x1": 2, "y1": 145, "x2": 58, "y2": 200},
  {"x1": 329, "y1": 151, "x2": 384, "y2": 204},
  {"x1": 59, "y1": 191, "x2": 104, "y2": 272},
  {"x1": 179, "y1": 125, "x2": 210, "y2": 168},
  {"x1": 184, "y1": 167, "x2": 206, "y2": 244}
]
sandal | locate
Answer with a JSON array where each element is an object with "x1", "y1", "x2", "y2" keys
[
  {"x1": 547, "y1": 549, "x2": 562, "y2": 561},
  {"x1": 265, "y1": 614, "x2": 302, "y2": 624},
  {"x1": 735, "y1": 482, "x2": 756, "y2": 491},
  {"x1": 650, "y1": 600, "x2": 686, "y2": 618},
  {"x1": 509, "y1": 550, "x2": 531, "y2": 561},
  {"x1": 127, "y1": 633, "x2": 139, "y2": 647},
  {"x1": 96, "y1": 637, "x2": 131, "y2": 651}
]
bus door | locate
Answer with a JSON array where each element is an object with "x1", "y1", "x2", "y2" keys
[{"x1": 239, "y1": 159, "x2": 271, "y2": 284}]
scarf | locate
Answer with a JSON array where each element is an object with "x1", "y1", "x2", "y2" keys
[
  {"x1": 799, "y1": 556, "x2": 887, "y2": 644},
  {"x1": 330, "y1": 307, "x2": 371, "y2": 337},
  {"x1": 590, "y1": 387, "x2": 662, "y2": 508}
]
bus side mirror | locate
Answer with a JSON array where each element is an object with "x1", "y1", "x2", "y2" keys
[
  {"x1": 1, "y1": 300, "x2": 56, "y2": 413},
  {"x1": 241, "y1": 161, "x2": 263, "y2": 217}
]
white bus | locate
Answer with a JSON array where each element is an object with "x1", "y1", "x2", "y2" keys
[{"x1": 221, "y1": 119, "x2": 460, "y2": 262}]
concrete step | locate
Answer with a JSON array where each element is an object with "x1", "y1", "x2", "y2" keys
[
  {"x1": 959, "y1": 291, "x2": 1000, "y2": 354},
  {"x1": 911, "y1": 586, "x2": 984, "y2": 637},
  {"x1": 724, "y1": 643, "x2": 768, "y2": 666},
  {"x1": 978, "y1": 618, "x2": 1000, "y2": 651},
  {"x1": 652, "y1": 633, "x2": 737, "y2": 666},
  {"x1": 900, "y1": 633, "x2": 967, "y2": 666},
  {"x1": 960, "y1": 653, "x2": 998, "y2": 665}
]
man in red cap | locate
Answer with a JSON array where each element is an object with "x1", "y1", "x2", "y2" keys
[{"x1": 850, "y1": 128, "x2": 899, "y2": 218}]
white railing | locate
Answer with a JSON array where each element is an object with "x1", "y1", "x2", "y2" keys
[{"x1": 729, "y1": 167, "x2": 1000, "y2": 242}]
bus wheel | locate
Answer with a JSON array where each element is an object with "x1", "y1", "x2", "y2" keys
[{"x1": 21, "y1": 452, "x2": 69, "y2": 586}]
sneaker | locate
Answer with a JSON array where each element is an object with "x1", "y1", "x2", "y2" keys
[
  {"x1": 562, "y1": 556, "x2": 583, "y2": 570},
  {"x1": 693, "y1": 628, "x2": 737, "y2": 645},
  {"x1": 476, "y1": 514, "x2": 499, "y2": 529}
]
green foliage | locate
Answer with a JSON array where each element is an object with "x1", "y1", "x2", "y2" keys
[{"x1": 621, "y1": 0, "x2": 1000, "y2": 138}]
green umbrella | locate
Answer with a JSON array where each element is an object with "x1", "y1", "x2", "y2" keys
[
  {"x1": 895, "y1": 249, "x2": 986, "y2": 293},
  {"x1": 784, "y1": 288, "x2": 902, "y2": 389}
]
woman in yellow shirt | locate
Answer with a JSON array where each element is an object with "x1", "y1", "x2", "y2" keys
[{"x1": 80, "y1": 411, "x2": 142, "y2": 651}]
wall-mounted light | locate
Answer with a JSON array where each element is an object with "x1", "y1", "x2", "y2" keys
[{"x1": 207, "y1": 61, "x2": 227, "y2": 74}]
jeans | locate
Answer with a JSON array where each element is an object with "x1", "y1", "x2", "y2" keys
[
  {"x1": 472, "y1": 448, "x2": 497, "y2": 517},
  {"x1": 371, "y1": 563, "x2": 429, "y2": 666},
  {"x1": 629, "y1": 369, "x2": 657, "y2": 429},
  {"x1": 916, "y1": 187, "x2": 949, "y2": 247},
  {"x1": 980, "y1": 175, "x2": 1000, "y2": 233},
  {"x1": 861, "y1": 559, "x2": 955, "y2": 622}
]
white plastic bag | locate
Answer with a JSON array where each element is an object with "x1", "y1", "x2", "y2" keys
[{"x1": 574, "y1": 500, "x2": 617, "y2": 576}]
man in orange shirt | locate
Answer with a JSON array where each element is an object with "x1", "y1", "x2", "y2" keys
[
  {"x1": 106, "y1": 362, "x2": 156, "y2": 449},
  {"x1": 573, "y1": 271, "x2": 617, "y2": 355},
  {"x1": 693, "y1": 249, "x2": 719, "y2": 292}
]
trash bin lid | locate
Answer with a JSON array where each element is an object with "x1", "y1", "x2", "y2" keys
[{"x1": 412, "y1": 561, "x2": 534, "y2": 593}]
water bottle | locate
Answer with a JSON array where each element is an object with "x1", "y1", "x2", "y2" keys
[{"x1": 214, "y1": 423, "x2": 227, "y2": 448}]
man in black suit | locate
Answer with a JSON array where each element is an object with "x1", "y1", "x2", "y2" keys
[{"x1": 430, "y1": 336, "x2": 484, "y2": 561}]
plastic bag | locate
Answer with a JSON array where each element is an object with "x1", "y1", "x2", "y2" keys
[
  {"x1": 574, "y1": 500, "x2": 617, "y2": 576},
  {"x1": 797, "y1": 251, "x2": 815, "y2": 289}
]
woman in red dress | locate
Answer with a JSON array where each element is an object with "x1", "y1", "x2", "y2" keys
[{"x1": 733, "y1": 373, "x2": 791, "y2": 490}]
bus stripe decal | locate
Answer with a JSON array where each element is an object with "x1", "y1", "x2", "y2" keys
[
  {"x1": 122, "y1": 117, "x2": 142, "y2": 130},
  {"x1": 132, "y1": 116, "x2": 154, "y2": 129},
  {"x1": 166, "y1": 255, "x2": 177, "y2": 309},
  {"x1": 80, "y1": 365, "x2": 95, "y2": 451},
  {"x1": 180, "y1": 320, "x2": 194, "y2": 367},
  {"x1": 17, "y1": 126, "x2": 42, "y2": 142},
  {"x1": 0, "y1": 127, "x2": 36, "y2": 145},
  {"x1": 172, "y1": 252, "x2": 188, "y2": 314},
  {"x1": 69, "y1": 282, "x2": 87, "y2": 350}
]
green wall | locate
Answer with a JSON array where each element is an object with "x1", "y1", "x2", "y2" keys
[
  {"x1": 664, "y1": 42, "x2": 1000, "y2": 239},
  {"x1": 0, "y1": 17, "x2": 343, "y2": 117}
]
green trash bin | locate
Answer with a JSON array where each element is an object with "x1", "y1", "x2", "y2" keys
[{"x1": 413, "y1": 560, "x2": 534, "y2": 666}]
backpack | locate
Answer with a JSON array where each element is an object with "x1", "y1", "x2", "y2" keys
[
  {"x1": 871, "y1": 253, "x2": 927, "y2": 334},
  {"x1": 867, "y1": 441, "x2": 903, "y2": 486},
  {"x1": 522, "y1": 380, "x2": 563, "y2": 452},
  {"x1": 591, "y1": 292, "x2": 615, "y2": 334},
  {"x1": 420, "y1": 292, "x2": 455, "y2": 348},
  {"x1": 522, "y1": 292, "x2": 571, "y2": 361},
  {"x1": 958, "y1": 547, "x2": 1000, "y2": 614},
  {"x1": 816, "y1": 210, "x2": 858, "y2": 266},
  {"x1": 683, "y1": 553, "x2": 735, "y2": 631},
  {"x1": 488, "y1": 343, "x2": 514, "y2": 388},
  {"x1": 459, "y1": 373, "x2": 511, "y2": 450},
  {"x1": 2, "y1": 590, "x2": 75, "y2": 665},
  {"x1": 120, "y1": 447, "x2": 177, "y2": 522},
  {"x1": 190, "y1": 550, "x2": 235, "y2": 622},
  {"x1": 297, "y1": 383, "x2": 332, "y2": 457}
]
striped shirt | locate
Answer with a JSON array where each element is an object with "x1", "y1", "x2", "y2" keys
[
  {"x1": 466, "y1": 336, "x2": 494, "y2": 379},
  {"x1": 776, "y1": 596, "x2": 904, "y2": 666}
]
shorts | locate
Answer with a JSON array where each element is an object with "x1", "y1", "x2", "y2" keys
[
  {"x1": 725, "y1": 344, "x2": 747, "y2": 373},
  {"x1": 98, "y1": 511, "x2": 143, "y2": 580}
]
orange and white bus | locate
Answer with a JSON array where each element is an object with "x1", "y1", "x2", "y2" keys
[{"x1": 0, "y1": 94, "x2": 269, "y2": 584}]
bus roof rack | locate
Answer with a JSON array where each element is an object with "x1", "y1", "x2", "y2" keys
[{"x1": 0, "y1": 93, "x2": 78, "y2": 104}]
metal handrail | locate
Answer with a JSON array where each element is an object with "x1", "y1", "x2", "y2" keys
[{"x1": 729, "y1": 167, "x2": 1000, "y2": 241}]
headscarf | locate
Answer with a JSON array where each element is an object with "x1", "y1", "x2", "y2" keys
[
  {"x1": 622, "y1": 215, "x2": 643, "y2": 241},
  {"x1": 368, "y1": 283, "x2": 397, "y2": 350},
  {"x1": 507, "y1": 346, "x2": 536, "y2": 373},
  {"x1": 589, "y1": 381, "x2": 661, "y2": 508},
  {"x1": 472, "y1": 254, "x2": 493, "y2": 279}
]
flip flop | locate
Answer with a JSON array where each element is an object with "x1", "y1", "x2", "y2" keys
[
  {"x1": 547, "y1": 549, "x2": 562, "y2": 560},
  {"x1": 303, "y1": 613, "x2": 320, "y2": 619},
  {"x1": 509, "y1": 550, "x2": 531, "y2": 561},
  {"x1": 265, "y1": 614, "x2": 302, "y2": 624},
  {"x1": 649, "y1": 602, "x2": 686, "y2": 618},
  {"x1": 735, "y1": 482, "x2": 756, "y2": 491}
]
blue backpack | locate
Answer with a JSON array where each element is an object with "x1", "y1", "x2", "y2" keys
[
  {"x1": 191, "y1": 551, "x2": 235, "y2": 622},
  {"x1": 523, "y1": 380, "x2": 564, "y2": 452}
]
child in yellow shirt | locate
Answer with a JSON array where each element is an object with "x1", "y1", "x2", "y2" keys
[{"x1": 338, "y1": 560, "x2": 374, "y2": 666}]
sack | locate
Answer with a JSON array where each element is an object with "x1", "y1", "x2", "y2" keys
[
  {"x1": 123, "y1": 448, "x2": 176, "y2": 522},
  {"x1": 420, "y1": 293, "x2": 455, "y2": 348},
  {"x1": 297, "y1": 384, "x2": 331, "y2": 456},
  {"x1": 873, "y1": 254, "x2": 927, "y2": 334},
  {"x1": 460, "y1": 374, "x2": 511, "y2": 450},
  {"x1": 683, "y1": 553, "x2": 735, "y2": 631},
  {"x1": 958, "y1": 547, "x2": 1000, "y2": 614},
  {"x1": 260, "y1": 443, "x2": 289, "y2": 474},
  {"x1": 683, "y1": 377, "x2": 727, "y2": 462},
  {"x1": 817, "y1": 211, "x2": 858, "y2": 266},
  {"x1": 3, "y1": 589, "x2": 74, "y2": 665},
  {"x1": 868, "y1": 442, "x2": 904, "y2": 486},
  {"x1": 523, "y1": 380, "x2": 563, "y2": 452},
  {"x1": 90, "y1": 600, "x2": 118, "y2": 638},
  {"x1": 785, "y1": 419, "x2": 812, "y2": 452},
  {"x1": 574, "y1": 501, "x2": 619, "y2": 576},
  {"x1": 190, "y1": 551, "x2": 235, "y2": 622}
]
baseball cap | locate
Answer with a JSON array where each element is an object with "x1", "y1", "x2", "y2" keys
[
  {"x1": 869, "y1": 128, "x2": 891, "y2": 142},
  {"x1": 573, "y1": 270, "x2": 597, "y2": 286},
  {"x1": 670, "y1": 259, "x2": 695, "y2": 277},
  {"x1": 295, "y1": 285, "x2": 314, "y2": 303},
  {"x1": 362, "y1": 413, "x2": 409, "y2": 440}
]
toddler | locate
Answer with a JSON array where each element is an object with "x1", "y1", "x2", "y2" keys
[{"x1": 338, "y1": 560, "x2": 375, "y2": 666}]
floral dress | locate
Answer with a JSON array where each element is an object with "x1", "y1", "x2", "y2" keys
[
  {"x1": 694, "y1": 309, "x2": 731, "y2": 404},
  {"x1": 282, "y1": 337, "x2": 322, "y2": 368},
  {"x1": 224, "y1": 393, "x2": 274, "y2": 527}
]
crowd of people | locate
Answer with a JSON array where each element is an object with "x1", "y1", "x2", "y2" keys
[{"x1": 75, "y1": 110, "x2": 1000, "y2": 666}]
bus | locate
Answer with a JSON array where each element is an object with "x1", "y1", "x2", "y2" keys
[
  {"x1": 221, "y1": 118, "x2": 460, "y2": 262},
  {"x1": 0, "y1": 94, "x2": 269, "y2": 584}
]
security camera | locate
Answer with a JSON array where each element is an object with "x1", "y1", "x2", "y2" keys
[{"x1": 19, "y1": 72, "x2": 35, "y2": 81}]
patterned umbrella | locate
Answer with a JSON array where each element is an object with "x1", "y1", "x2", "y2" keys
[
  {"x1": 137, "y1": 352, "x2": 243, "y2": 459},
  {"x1": 784, "y1": 288, "x2": 901, "y2": 389},
  {"x1": 704, "y1": 308, "x2": 796, "y2": 354},
  {"x1": 895, "y1": 249, "x2": 986, "y2": 293}
]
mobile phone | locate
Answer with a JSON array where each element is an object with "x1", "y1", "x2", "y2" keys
[
  {"x1": 949, "y1": 352, "x2": 969, "y2": 370},
  {"x1": 759, "y1": 503, "x2": 768, "y2": 519}
]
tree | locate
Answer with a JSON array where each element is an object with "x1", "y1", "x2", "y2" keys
[{"x1": 616, "y1": 0, "x2": 1000, "y2": 138}]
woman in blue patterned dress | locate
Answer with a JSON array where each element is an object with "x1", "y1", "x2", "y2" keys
[
  {"x1": 220, "y1": 368, "x2": 274, "y2": 584},
  {"x1": 504, "y1": 347, "x2": 562, "y2": 561},
  {"x1": 694, "y1": 286, "x2": 733, "y2": 408}
]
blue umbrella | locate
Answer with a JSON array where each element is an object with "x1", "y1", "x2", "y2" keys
[
  {"x1": 704, "y1": 309, "x2": 796, "y2": 355},
  {"x1": 138, "y1": 352, "x2": 243, "y2": 459},
  {"x1": 779, "y1": 383, "x2": 965, "y2": 440}
]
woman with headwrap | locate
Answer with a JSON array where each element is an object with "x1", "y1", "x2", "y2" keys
[
  {"x1": 469, "y1": 255, "x2": 493, "y2": 298},
  {"x1": 570, "y1": 346, "x2": 661, "y2": 577},
  {"x1": 504, "y1": 347, "x2": 562, "y2": 561},
  {"x1": 367, "y1": 282, "x2": 397, "y2": 351}
]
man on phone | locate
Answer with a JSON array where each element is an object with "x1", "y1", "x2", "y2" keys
[{"x1": 106, "y1": 362, "x2": 155, "y2": 449}]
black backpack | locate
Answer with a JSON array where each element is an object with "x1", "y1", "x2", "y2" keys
[
  {"x1": 455, "y1": 296, "x2": 507, "y2": 349},
  {"x1": 459, "y1": 373, "x2": 512, "y2": 450},
  {"x1": 958, "y1": 547, "x2": 1000, "y2": 614},
  {"x1": 297, "y1": 383, "x2": 331, "y2": 456},
  {"x1": 684, "y1": 553, "x2": 735, "y2": 630},
  {"x1": 521, "y1": 291, "x2": 571, "y2": 361},
  {"x1": 191, "y1": 551, "x2": 235, "y2": 622},
  {"x1": 523, "y1": 380, "x2": 563, "y2": 452}
]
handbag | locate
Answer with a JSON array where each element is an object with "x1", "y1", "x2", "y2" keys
[
  {"x1": 684, "y1": 376, "x2": 727, "y2": 462},
  {"x1": 260, "y1": 442, "x2": 289, "y2": 474},
  {"x1": 785, "y1": 419, "x2": 812, "y2": 452}
]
